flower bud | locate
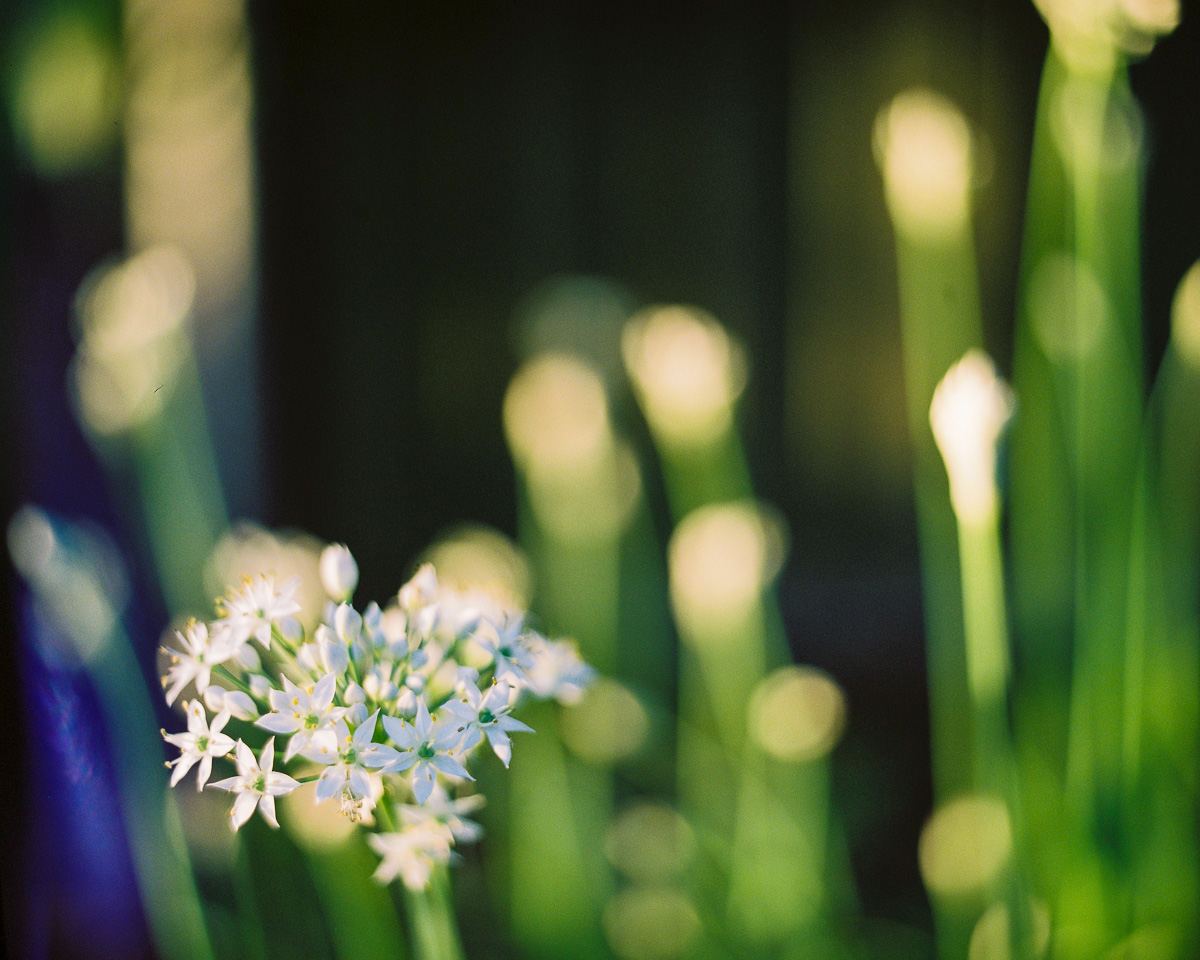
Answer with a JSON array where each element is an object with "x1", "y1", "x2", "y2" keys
[
  {"x1": 345, "y1": 682, "x2": 367, "y2": 704},
  {"x1": 930, "y1": 351, "x2": 1015, "y2": 525},
  {"x1": 248, "y1": 674, "x2": 271, "y2": 699},
  {"x1": 203, "y1": 685, "x2": 227, "y2": 713},
  {"x1": 222, "y1": 690, "x2": 258, "y2": 721},
  {"x1": 236, "y1": 642, "x2": 262, "y2": 672},
  {"x1": 363, "y1": 601, "x2": 383, "y2": 638},
  {"x1": 319, "y1": 635, "x2": 350, "y2": 675},
  {"x1": 297, "y1": 642, "x2": 322, "y2": 673},
  {"x1": 333, "y1": 603, "x2": 362, "y2": 644},
  {"x1": 395, "y1": 688, "x2": 417, "y2": 717},
  {"x1": 320, "y1": 543, "x2": 358, "y2": 602},
  {"x1": 345, "y1": 702, "x2": 369, "y2": 726}
]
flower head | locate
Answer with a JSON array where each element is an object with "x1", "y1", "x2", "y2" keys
[
  {"x1": 441, "y1": 679, "x2": 533, "y2": 767},
  {"x1": 162, "y1": 620, "x2": 231, "y2": 705},
  {"x1": 930, "y1": 350, "x2": 1015, "y2": 524},
  {"x1": 382, "y1": 699, "x2": 473, "y2": 805},
  {"x1": 255, "y1": 672, "x2": 346, "y2": 761},
  {"x1": 398, "y1": 785, "x2": 485, "y2": 845},
  {"x1": 209, "y1": 738, "x2": 300, "y2": 830},
  {"x1": 162, "y1": 700, "x2": 235, "y2": 790},
  {"x1": 222, "y1": 574, "x2": 302, "y2": 650},
  {"x1": 367, "y1": 823, "x2": 453, "y2": 889},
  {"x1": 524, "y1": 635, "x2": 595, "y2": 705},
  {"x1": 473, "y1": 616, "x2": 536, "y2": 685},
  {"x1": 305, "y1": 711, "x2": 399, "y2": 818}
]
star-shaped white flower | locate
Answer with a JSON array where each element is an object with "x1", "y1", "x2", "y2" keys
[
  {"x1": 441, "y1": 680, "x2": 533, "y2": 767},
  {"x1": 524, "y1": 635, "x2": 595, "y2": 705},
  {"x1": 209, "y1": 738, "x2": 300, "y2": 830},
  {"x1": 223, "y1": 574, "x2": 302, "y2": 650},
  {"x1": 398, "y1": 785, "x2": 485, "y2": 845},
  {"x1": 473, "y1": 617, "x2": 536, "y2": 685},
  {"x1": 382, "y1": 699, "x2": 473, "y2": 804},
  {"x1": 256, "y1": 673, "x2": 345, "y2": 761},
  {"x1": 367, "y1": 823, "x2": 453, "y2": 889},
  {"x1": 303, "y1": 711, "x2": 399, "y2": 807},
  {"x1": 162, "y1": 700, "x2": 235, "y2": 790},
  {"x1": 162, "y1": 620, "x2": 231, "y2": 705}
]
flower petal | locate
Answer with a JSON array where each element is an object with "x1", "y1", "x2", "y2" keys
[
  {"x1": 412, "y1": 765, "x2": 436, "y2": 805},
  {"x1": 315, "y1": 765, "x2": 346, "y2": 803},
  {"x1": 231, "y1": 791, "x2": 259, "y2": 830},
  {"x1": 258, "y1": 795, "x2": 279, "y2": 828},
  {"x1": 431, "y1": 753, "x2": 473, "y2": 781},
  {"x1": 256, "y1": 713, "x2": 301, "y2": 735}
]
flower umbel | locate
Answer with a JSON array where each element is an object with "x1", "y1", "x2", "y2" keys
[{"x1": 160, "y1": 544, "x2": 593, "y2": 888}]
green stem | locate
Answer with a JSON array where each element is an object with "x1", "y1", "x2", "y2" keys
[{"x1": 405, "y1": 867, "x2": 466, "y2": 960}]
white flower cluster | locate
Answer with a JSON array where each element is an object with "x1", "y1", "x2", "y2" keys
[{"x1": 160, "y1": 543, "x2": 594, "y2": 888}]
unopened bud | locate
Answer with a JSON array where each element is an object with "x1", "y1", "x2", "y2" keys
[{"x1": 319, "y1": 543, "x2": 358, "y2": 602}]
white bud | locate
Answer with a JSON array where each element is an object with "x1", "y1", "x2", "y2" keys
[
  {"x1": 405, "y1": 673, "x2": 426, "y2": 693},
  {"x1": 222, "y1": 690, "x2": 258, "y2": 721},
  {"x1": 320, "y1": 636, "x2": 350, "y2": 675},
  {"x1": 236, "y1": 643, "x2": 261, "y2": 672},
  {"x1": 248, "y1": 674, "x2": 271, "y2": 699},
  {"x1": 203, "y1": 685, "x2": 227, "y2": 713},
  {"x1": 333, "y1": 603, "x2": 362, "y2": 644},
  {"x1": 930, "y1": 350, "x2": 1015, "y2": 525},
  {"x1": 395, "y1": 688, "x2": 417, "y2": 717},
  {"x1": 320, "y1": 543, "x2": 358, "y2": 602},
  {"x1": 345, "y1": 682, "x2": 367, "y2": 705},
  {"x1": 297, "y1": 642, "x2": 322, "y2": 673},
  {"x1": 345, "y1": 703, "x2": 369, "y2": 726},
  {"x1": 381, "y1": 606, "x2": 408, "y2": 643},
  {"x1": 363, "y1": 601, "x2": 383, "y2": 637},
  {"x1": 278, "y1": 617, "x2": 302, "y2": 642}
]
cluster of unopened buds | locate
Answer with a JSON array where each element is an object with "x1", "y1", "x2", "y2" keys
[{"x1": 161, "y1": 543, "x2": 593, "y2": 889}]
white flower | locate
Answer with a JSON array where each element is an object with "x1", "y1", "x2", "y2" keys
[
  {"x1": 320, "y1": 543, "x2": 359, "y2": 603},
  {"x1": 929, "y1": 351, "x2": 1015, "y2": 525},
  {"x1": 525, "y1": 635, "x2": 595, "y2": 705},
  {"x1": 223, "y1": 574, "x2": 302, "y2": 650},
  {"x1": 304, "y1": 711, "x2": 399, "y2": 809},
  {"x1": 441, "y1": 680, "x2": 533, "y2": 767},
  {"x1": 256, "y1": 673, "x2": 346, "y2": 761},
  {"x1": 367, "y1": 823, "x2": 453, "y2": 889},
  {"x1": 209, "y1": 738, "x2": 300, "y2": 830},
  {"x1": 398, "y1": 785, "x2": 485, "y2": 845},
  {"x1": 162, "y1": 700, "x2": 235, "y2": 790},
  {"x1": 474, "y1": 617, "x2": 536, "y2": 685},
  {"x1": 382, "y1": 699, "x2": 473, "y2": 804},
  {"x1": 162, "y1": 620, "x2": 231, "y2": 705}
]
